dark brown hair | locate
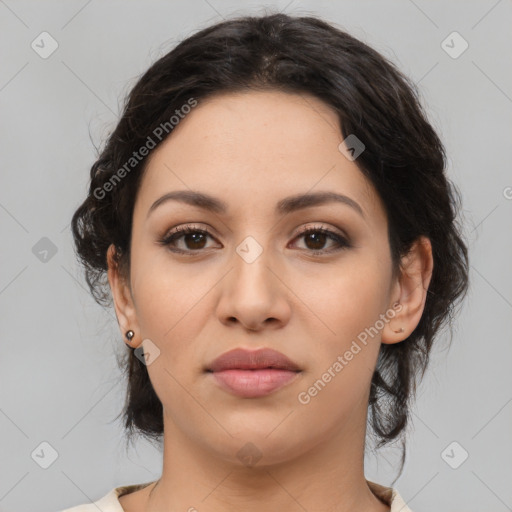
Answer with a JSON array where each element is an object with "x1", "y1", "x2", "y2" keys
[{"x1": 71, "y1": 11, "x2": 469, "y2": 481}]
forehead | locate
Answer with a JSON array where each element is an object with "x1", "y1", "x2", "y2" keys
[{"x1": 135, "y1": 90, "x2": 385, "y2": 225}]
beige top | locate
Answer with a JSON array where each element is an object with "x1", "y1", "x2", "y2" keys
[{"x1": 60, "y1": 479, "x2": 413, "y2": 511}]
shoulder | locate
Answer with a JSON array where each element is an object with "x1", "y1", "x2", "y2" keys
[
  {"x1": 59, "y1": 481, "x2": 157, "y2": 512},
  {"x1": 59, "y1": 487, "x2": 119, "y2": 512},
  {"x1": 367, "y1": 479, "x2": 414, "y2": 512}
]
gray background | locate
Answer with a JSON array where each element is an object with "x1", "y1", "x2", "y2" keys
[{"x1": 1, "y1": 1, "x2": 511, "y2": 511}]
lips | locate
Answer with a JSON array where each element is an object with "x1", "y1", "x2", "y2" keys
[
  {"x1": 206, "y1": 347, "x2": 302, "y2": 398},
  {"x1": 206, "y1": 347, "x2": 301, "y2": 373}
]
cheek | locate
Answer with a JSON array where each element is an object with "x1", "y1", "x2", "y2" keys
[
  {"x1": 130, "y1": 262, "x2": 214, "y2": 419},
  {"x1": 294, "y1": 268, "x2": 385, "y2": 411},
  {"x1": 292, "y1": 255, "x2": 390, "y2": 403},
  {"x1": 131, "y1": 252, "x2": 215, "y2": 370},
  {"x1": 296, "y1": 254, "x2": 390, "y2": 340},
  {"x1": 131, "y1": 246, "x2": 196, "y2": 326}
]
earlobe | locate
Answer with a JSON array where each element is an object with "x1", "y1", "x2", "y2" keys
[
  {"x1": 382, "y1": 236, "x2": 434, "y2": 345},
  {"x1": 106, "y1": 244, "x2": 141, "y2": 348}
]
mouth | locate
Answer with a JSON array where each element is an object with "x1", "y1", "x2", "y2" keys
[
  {"x1": 207, "y1": 368, "x2": 301, "y2": 398},
  {"x1": 205, "y1": 347, "x2": 302, "y2": 398}
]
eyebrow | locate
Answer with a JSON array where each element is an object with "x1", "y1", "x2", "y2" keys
[{"x1": 147, "y1": 190, "x2": 365, "y2": 219}]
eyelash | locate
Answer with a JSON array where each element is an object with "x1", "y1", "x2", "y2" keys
[{"x1": 158, "y1": 224, "x2": 351, "y2": 256}]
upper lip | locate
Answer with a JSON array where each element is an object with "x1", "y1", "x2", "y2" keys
[{"x1": 206, "y1": 348, "x2": 301, "y2": 372}]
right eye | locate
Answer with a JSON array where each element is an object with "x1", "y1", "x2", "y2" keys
[{"x1": 158, "y1": 225, "x2": 218, "y2": 254}]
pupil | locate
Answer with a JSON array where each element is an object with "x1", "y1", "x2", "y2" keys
[
  {"x1": 306, "y1": 232, "x2": 326, "y2": 250},
  {"x1": 186, "y1": 233, "x2": 206, "y2": 249}
]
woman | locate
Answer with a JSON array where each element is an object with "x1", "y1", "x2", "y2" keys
[{"x1": 64, "y1": 11, "x2": 469, "y2": 512}]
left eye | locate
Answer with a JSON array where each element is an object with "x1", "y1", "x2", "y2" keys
[
  {"x1": 158, "y1": 225, "x2": 349, "y2": 255},
  {"x1": 292, "y1": 227, "x2": 349, "y2": 253}
]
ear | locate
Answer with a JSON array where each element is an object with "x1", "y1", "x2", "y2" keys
[
  {"x1": 382, "y1": 236, "x2": 434, "y2": 345},
  {"x1": 107, "y1": 244, "x2": 142, "y2": 348}
]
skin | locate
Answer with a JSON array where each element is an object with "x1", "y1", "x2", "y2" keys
[{"x1": 108, "y1": 90, "x2": 433, "y2": 512}]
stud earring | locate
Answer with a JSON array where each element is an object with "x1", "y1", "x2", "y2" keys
[{"x1": 125, "y1": 330, "x2": 135, "y2": 344}]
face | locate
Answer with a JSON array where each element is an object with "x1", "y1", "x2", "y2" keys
[{"x1": 108, "y1": 90, "x2": 428, "y2": 466}]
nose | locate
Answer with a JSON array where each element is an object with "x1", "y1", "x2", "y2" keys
[{"x1": 215, "y1": 242, "x2": 292, "y2": 332}]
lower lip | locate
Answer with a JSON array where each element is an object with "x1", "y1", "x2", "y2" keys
[{"x1": 209, "y1": 369, "x2": 301, "y2": 398}]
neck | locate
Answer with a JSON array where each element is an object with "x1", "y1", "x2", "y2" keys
[{"x1": 145, "y1": 410, "x2": 390, "y2": 512}]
